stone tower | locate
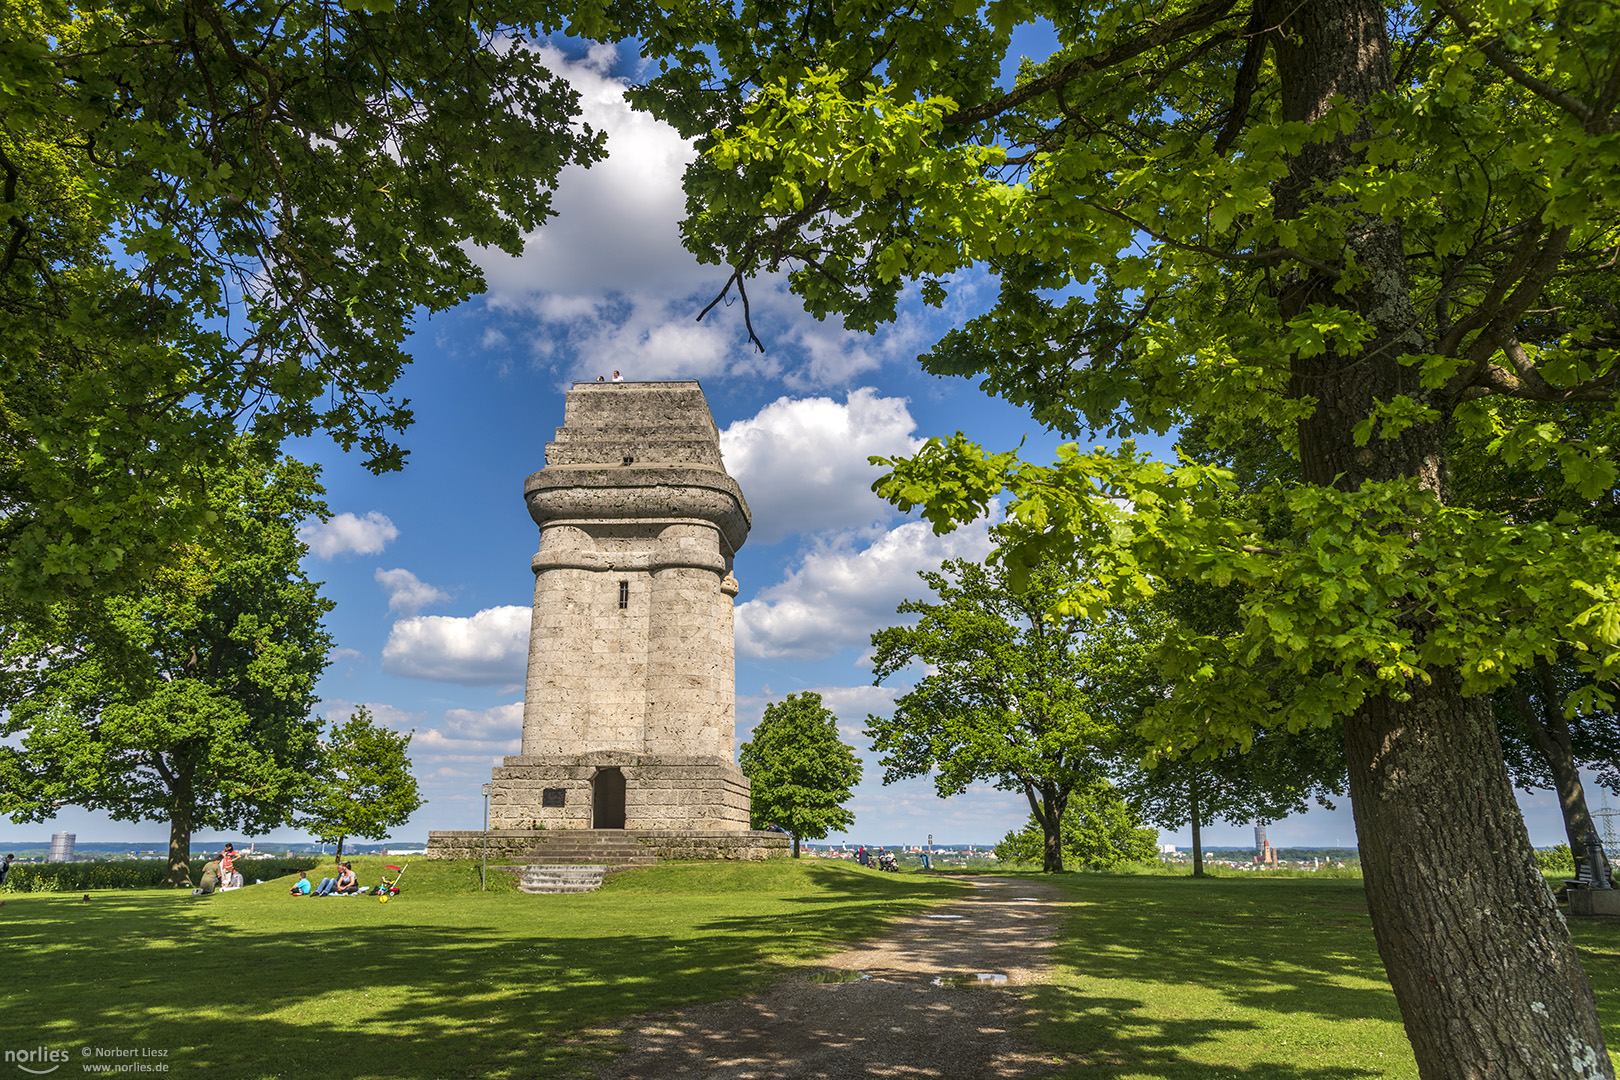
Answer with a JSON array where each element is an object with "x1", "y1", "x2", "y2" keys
[{"x1": 487, "y1": 380, "x2": 755, "y2": 832}]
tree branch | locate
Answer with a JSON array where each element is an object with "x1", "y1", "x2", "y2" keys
[
  {"x1": 1214, "y1": 9, "x2": 1270, "y2": 153},
  {"x1": 945, "y1": 0, "x2": 1245, "y2": 126},
  {"x1": 1433, "y1": 0, "x2": 1595, "y2": 127}
]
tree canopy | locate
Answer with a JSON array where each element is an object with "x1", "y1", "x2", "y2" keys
[
  {"x1": 867, "y1": 550, "x2": 1166, "y2": 872},
  {"x1": 994, "y1": 781, "x2": 1159, "y2": 870},
  {"x1": 0, "y1": 0, "x2": 602, "y2": 611},
  {"x1": 622, "y1": 0, "x2": 1620, "y2": 1070},
  {"x1": 738, "y1": 692, "x2": 863, "y2": 856},
  {"x1": 0, "y1": 444, "x2": 333, "y2": 886},
  {"x1": 297, "y1": 706, "x2": 424, "y2": 860},
  {"x1": 1121, "y1": 725, "x2": 1344, "y2": 877}
]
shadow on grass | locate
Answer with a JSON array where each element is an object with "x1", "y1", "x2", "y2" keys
[
  {"x1": 1, "y1": 864, "x2": 961, "y2": 1080},
  {"x1": 1564, "y1": 911, "x2": 1620, "y2": 1058},
  {"x1": 1017, "y1": 874, "x2": 1404, "y2": 1079}
]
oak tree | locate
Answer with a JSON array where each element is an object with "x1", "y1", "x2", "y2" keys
[
  {"x1": 624, "y1": 0, "x2": 1620, "y2": 1071},
  {"x1": 994, "y1": 781, "x2": 1159, "y2": 870},
  {"x1": 1451, "y1": 400, "x2": 1620, "y2": 874},
  {"x1": 867, "y1": 553, "x2": 1166, "y2": 872},
  {"x1": 1120, "y1": 726, "x2": 1345, "y2": 877},
  {"x1": 739, "y1": 692, "x2": 863, "y2": 857},
  {"x1": 0, "y1": 0, "x2": 603, "y2": 612},
  {"x1": 0, "y1": 446, "x2": 333, "y2": 886},
  {"x1": 297, "y1": 707, "x2": 424, "y2": 860}
]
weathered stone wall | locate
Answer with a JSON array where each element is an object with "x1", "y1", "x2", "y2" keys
[
  {"x1": 485, "y1": 753, "x2": 751, "y2": 831},
  {"x1": 424, "y1": 831, "x2": 556, "y2": 861},
  {"x1": 424, "y1": 828, "x2": 790, "y2": 862},
  {"x1": 520, "y1": 382, "x2": 749, "y2": 763},
  {"x1": 636, "y1": 830, "x2": 790, "y2": 861},
  {"x1": 488, "y1": 380, "x2": 754, "y2": 835}
]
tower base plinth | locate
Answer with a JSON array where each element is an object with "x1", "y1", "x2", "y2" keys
[{"x1": 473, "y1": 752, "x2": 753, "y2": 832}]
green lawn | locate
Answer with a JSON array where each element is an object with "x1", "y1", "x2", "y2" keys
[
  {"x1": 1, "y1": 857, "x2": 962, "y2": 1079},
  {"x1": 7, "y1": 860, "x2": 1619, "y2": 1079},
  {"x1": 1017, "y1": 871, "x2": 1620, "y2": 1078}
]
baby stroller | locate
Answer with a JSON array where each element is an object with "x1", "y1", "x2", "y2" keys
[
  {"x1": 376, "y1": 862, "x2": 409, "y2": 903},
  {"x1": 876, "y1": 850, "x2": 900, "y2": 873}
]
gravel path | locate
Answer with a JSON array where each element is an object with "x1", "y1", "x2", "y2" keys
[{"x1": 594, "y1": 876, "x2": 1071, "y2": 1080}]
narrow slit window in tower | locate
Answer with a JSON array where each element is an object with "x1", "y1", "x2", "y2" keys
[{"x1": 618, "y1": 580, "x2": 629, "y2": 609}]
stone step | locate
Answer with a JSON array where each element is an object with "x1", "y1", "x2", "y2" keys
[
  {"x1": 518, "y1": 844, "x2": 651, "y2": 854},
  {"x1": 518, "y1": 864, "x2": 610, "y2": 894},
  {"x1": 562, "y1": 386, "x2": 717, "y2": 432},
  {"x1": 516, "y1": 829, "x2": 660, "y2": 870},
  {"x1": 551, "y1": 425, "x2": 717, "y2": 442},
  {"x1": 522, "y1": 848, "x2": 650, "y2": 855},
  {"x1": 514, "y1": 856, "x2": 657, "y2": 866}
]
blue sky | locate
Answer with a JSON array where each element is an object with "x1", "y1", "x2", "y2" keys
[{"x1": 1, "y1": 40, "x2": 1591, "y2": 853}]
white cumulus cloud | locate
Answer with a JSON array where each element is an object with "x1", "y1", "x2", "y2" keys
[
  {"x1": 734, "y1": 517, "x2": 996, "y2": 661},
  {"x1": 467, "y1": 43, "x2": 922, "y2": 389},
  {"x1": 381, "y1": 606, "x2": 531, "y2": 686},
  {"x1": 299, "y1": 511, "x2": 399, "y2": 559},
  {"x1": 374, "y1": 568, "x2": 451, "y2": 614},
  {"x1": 318, "y1": 700, "x2": 424, "y2": 732},
  {"x1": 720, "y1": 389, "x2": 923, "y2": 545},
  {"x1": 478, "y1": 42, "x2": 705, "y2": 306},
  {"x1": 735, "y1": 684, "x2": 901, "y2": 750},
  {"x1": 440, "y1": 701, "x2": 525, "y2": 743}
]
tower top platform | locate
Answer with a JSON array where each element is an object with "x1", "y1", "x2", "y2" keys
[{"x1": 525, "y1": 380, "x2": 750, "y2": 554}]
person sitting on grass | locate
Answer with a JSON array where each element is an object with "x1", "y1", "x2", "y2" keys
[
  {"x1": 289, "y1": 872, "x2": 312, "y2": 896},
  {"x1": 196, "y1": 860, "x2": 221, "y2": 896},
  {"x1": 312, "y1": 873, "x2": 340, "y2": 896},
  {"x1": 334, "y1": 863, "x2": 359, "y2": 895}
]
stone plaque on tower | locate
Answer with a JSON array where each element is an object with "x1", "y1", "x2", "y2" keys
[{"x1": 426, "y1": 380, "x2": 788, "y2": 862}]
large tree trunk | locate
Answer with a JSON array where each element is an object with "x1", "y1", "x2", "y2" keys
[
  {"x1": 1274, "y1": 0, "x2": 1613, "y2": 1074},
  {"x1": 1518, "y1": 663, "x2": 1603, "y2": 875},
  {"x1": 1347, "y1": 675, "x2": 1608, "y2": 1076},
  {"x1": 167, "y1": 800, "x2": 193, "y2": 889},
  {"x1": 1189, "y1": 778, "x2": 1205, "y2": 878},
  {"x1": 1025, "y1": 782, "x2": 1066, "y2": 872},
  {"x1": 336, "y1": 835, "x2": 347, "y2": 860}
]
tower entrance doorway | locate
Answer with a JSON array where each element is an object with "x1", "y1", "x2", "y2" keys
[{"x1": 592, "y1": 768, "x2": 626, "y2": 829}]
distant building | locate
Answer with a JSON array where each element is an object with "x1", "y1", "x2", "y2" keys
[
  {"x1": 1254, "y1": 824, "x2": 1268, "y2": 854},
  {"x1": 47, "y1": 832, "x2": 76, "y2": 863}
]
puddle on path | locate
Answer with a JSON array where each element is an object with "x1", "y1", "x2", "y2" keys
[
  {"x1": 925, "y1": 914, "x2": 965, "y2": 919},
  {"x1": 805, "y1": 970, "x2": 871, "y2": 984},
  {"x1": 932, "y1": 972, "x2": 1010, "y2": 988},
  {"x1": 1011, "y1": 897, "x2": 1042, "y2": 901}
]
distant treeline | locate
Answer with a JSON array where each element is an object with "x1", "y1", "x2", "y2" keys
[{"x1": 1, "y1": 857, "x2": 319, "y2": 892}]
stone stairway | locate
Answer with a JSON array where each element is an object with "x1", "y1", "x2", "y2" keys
[
  {"x1": 519, "y1": 864, "x2": 613, "y2": 894},
  {"x1": 510, "y1": 831, "x2": 660, "y2": 894},
  {"x1": 515, "y1": 830, "x2": 660, "y2": 868}
]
